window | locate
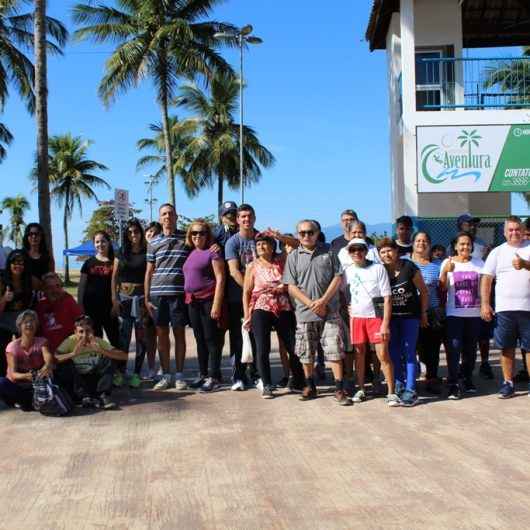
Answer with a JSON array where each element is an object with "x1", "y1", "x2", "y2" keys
[{"x1": 415, "y1": 48, "x2": 455, "y2": 111}]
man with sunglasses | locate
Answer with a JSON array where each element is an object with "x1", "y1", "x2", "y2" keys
[{"x1": 283, "y1": 220, "x2": 351, "y2": 405}]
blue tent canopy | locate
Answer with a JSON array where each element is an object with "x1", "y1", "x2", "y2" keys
[{"x1": 63, "y1": 241, "x2": 96, "y2": 257}]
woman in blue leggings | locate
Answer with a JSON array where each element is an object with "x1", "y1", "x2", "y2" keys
[{"x1": 378, "y1": 239, "x2": 428, "y2": 406}]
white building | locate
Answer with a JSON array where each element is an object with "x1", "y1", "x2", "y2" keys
[{"x1": 366, "y1": 0, "x2": 530, "y2": 235}]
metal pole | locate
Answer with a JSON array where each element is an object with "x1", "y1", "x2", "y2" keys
[
  {"x1": 239, "y1": 34, "x2": 244, "y2": 204},
  {"x1": 149, "y1": 181, "x2": 153, "y2": 222}
]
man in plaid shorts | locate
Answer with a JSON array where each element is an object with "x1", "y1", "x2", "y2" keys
[{"x1": 283, "y1": 220, "x2": 351, "y2": 405}]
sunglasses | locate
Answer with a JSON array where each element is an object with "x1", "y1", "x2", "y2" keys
[
  {"x1": 298, "y1": 230, "x2": 315, "y2": 237},
  {"x1": 348, "y1": 246, "x2": 367, "y2": 253},
  {"x1": 191, "y1": 231, "x2": 207, "y2": 237}
]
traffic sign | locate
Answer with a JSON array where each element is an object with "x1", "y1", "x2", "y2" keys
[{"x1": 114, "y1": 188, "x2": 129, "y2": 221}]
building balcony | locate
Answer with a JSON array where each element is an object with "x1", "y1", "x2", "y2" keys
[{"x1": 417, "y1": 56, "x2": 530, "y2": 111}]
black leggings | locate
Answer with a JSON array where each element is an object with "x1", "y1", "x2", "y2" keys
[
  {"x1": 251, "y1": 309, "x2": 304, "y2": 387},
  {"x1": 188, "y1": 298, "x2": 222, "y2": 380},
  {"x1": 417, "y1": 325, "x2": 443, "y2": 380}
]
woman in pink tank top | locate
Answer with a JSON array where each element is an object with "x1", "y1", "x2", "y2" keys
[{"x1": 243, "y1": 234, "x2": 304, "y2": 399}]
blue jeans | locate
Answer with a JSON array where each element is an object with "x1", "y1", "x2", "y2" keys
[
  {"x1": 118, "y1": 294, "x2": 147, "y2": 374},
  {"x1": 445, "y1": 316, "x2": 481, "y2": 384},
  {"x1": 389, "y1": 318, "x2": 420, "y2": 391}
]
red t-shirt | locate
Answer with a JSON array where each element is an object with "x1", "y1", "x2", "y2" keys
[{"x1": 36, "y1": 293, "x2": 83, "y2": 353}]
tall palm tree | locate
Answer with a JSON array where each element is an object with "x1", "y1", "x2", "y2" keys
[
  {"x1": 1, "y1": 194, "x2": 30, "y2": 247},
  {"x1": 73, "y1": 0, "x2": 237, "y2": 207},
  {"x1": 175, "y1": 72, "x2": 275, "y2": 209},
  {"x1": 34, "y1": 0, "x2": 68, "y2": 264},
  {"x1": 0, "y1": 122, "x2": 13, "y2": 162},
  {"x1": 32, "y1": 133, "x2": 110, "y2": 283},
  {"x1": 136, "y1": 116, "x2": 200, "y2": 196}
]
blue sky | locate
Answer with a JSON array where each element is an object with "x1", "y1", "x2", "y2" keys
[{"x1": 1, "y1": 0, "x2": 528, "y2": 263}]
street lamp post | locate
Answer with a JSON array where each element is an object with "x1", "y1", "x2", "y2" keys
[
  {"x1": 144, "y1": 175, "x2": 158, "y2": 222},
  {"x1": 215, "y1": 25, "x2": 262, "y2": 204}
]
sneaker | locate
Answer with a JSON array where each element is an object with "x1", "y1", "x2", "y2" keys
[
  {"x1": 82, "y1": 396, "x2": 99, "y2": 408},
  {"x1": 352, "y1": 389, "x2": 367, "y2": 403},
  {"x1": 334, "y1": 390, "x2": 353, "y2": 406},
  {"x1": 299, "y1": 385, "x2": 317, "y2": 401},
  {"x1": 400, "y1": 389, "x2": 418, "y2": 407},
  {"x1": 385, "y1": 393, "x2": 401, "y2": 407},
  {"x1": 175, "y1": 378, "x2": 188, "y2": 391},
  {"x1": 231, "y1": 380, "x2": 245, "y2": 391},
  {"x1": 261, "y1": 386, "x2": 274, "y2": 399},
  {"x1": 200, "y1": 378, "x2": 220, "y2": 393},
  {"x1": 256, "y1": 379, "x2": 264, "y2": 392},
  {"x1": 113, "y1": 372, "x2": 125, "y2": 388},
  {"x1": 448, "y1": 384, "x2": 461, "y2": 400},
  {"x1": 395, "y1": 381, "x2": 406, "y2": 398},
  {"x1": 128, "y1": 373, "x2": 141, "y2": 389},
  {"x1": 98, "y1": 394, "x2": 116, "y2": 410},
  {"x1": 287, "y1": 376, "x2": 304, "y2": 393},
  {"x1": 479, "y1": 362, "x2": 494, "y2": 380},
  {"x1": 277, "y1": 376, "x2": 289, "y2": 388},
  {"x1": 463, "y1": 379, "x2": 477, "y2": 393},
  {"x1": 153, "y1": 374, "x2": 172, "y2": 390},
  {"x1": 145, "y1": 368, "x2": 158, "y2": 380},
  {"x1": 189, "y1": 377, "x2": 206, "y2": 389},
  {"x1": 498, "y1": 380, "x2": 515, "y2": 399},
  {"x1": 514, "y1": 369, "x2": 529, "y2": 383}
]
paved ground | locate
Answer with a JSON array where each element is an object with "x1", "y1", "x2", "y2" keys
[{"x1": 1, "y1": 331, "x2": 530, "y2": 530}]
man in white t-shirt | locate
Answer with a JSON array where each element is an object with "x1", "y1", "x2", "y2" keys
[
  {"x1": 343, "y1": 238, "x2": 399, "y2": 406},
  {"x1": 481, "y1": 216, "x2": 530, "y2": 398}
]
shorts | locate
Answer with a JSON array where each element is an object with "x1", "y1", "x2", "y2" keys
[
  {"x1": 479, "y1": 318, "x2": 494, "y2": 341},
  {"x1": 350, "y1": 317, "x2": 384, "y2": 345},
  {"x1": 494, "y1": 311, "x2": 530, "y2": 350},
  {"x1": 150, "y1": 295, "x2": 189, "y2": 328},
  {"x1": 295, "y1": 318, "x2": 343, "y2": 364}
]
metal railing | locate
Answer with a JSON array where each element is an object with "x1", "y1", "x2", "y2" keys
[{"x1": 417, "y1": 57, "x2": 530, "y2": 110}]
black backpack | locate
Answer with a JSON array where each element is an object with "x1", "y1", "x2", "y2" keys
[{"x1": 32, "y1": 373, "x2": 74, "y2": 417}]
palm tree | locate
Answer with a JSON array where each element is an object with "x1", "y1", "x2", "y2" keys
[
  {"x1": 175, "y1": 72, "x2": 275, "y2": 209},
  {"x1": 34, "y1": 0, "x2": 68, "y2": 264},
  {"x1": 0, "y1": 122, "x2": 13, "y2": 162},
  {"x1": 136, "y1": 116, "x2": 200, "y2": 196},
  {"x1": 73, "y1": 0, "x2": 237, "y2": 207},
  {"x1": 1, "y1": 194, "x2": 30, "y2": 247},
  {"x1": 32, "y1": 133, "x2": 110, "y2": 283}
]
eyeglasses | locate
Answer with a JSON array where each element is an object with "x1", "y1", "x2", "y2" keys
[
  {"x1": 191, "y1": 231, "x2": 207, "y2": 237},
  {"x1": 298, "y1": 230, "x2": 315, "y2": 237}
]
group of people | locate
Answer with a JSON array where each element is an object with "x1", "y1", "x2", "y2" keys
[{"x1": 0, "y1": 203, "x2": 529, "y2": 413}]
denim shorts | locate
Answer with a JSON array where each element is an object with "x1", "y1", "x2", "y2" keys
[
  {"x1": 150, "y1": 295, "x2": 189, "y2": 328},
  {"x1": 494, "y1": 311, "x2": 530, "y2": 350}
]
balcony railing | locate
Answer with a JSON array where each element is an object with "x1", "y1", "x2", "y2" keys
[{"x1": 417, "y1": 57, "x2": 530, "y2": 110}]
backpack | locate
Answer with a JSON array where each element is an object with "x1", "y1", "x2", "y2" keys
[{"x1": 32, "y1": 373, "x2": 74, "y2": 417}]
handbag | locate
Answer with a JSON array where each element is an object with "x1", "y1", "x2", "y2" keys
[{"x1": 32, "y1": 372, "x2": 74, "y2": 417}]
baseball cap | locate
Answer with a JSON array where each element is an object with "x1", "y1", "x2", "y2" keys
[
  {"x1": 346, "y1": 238, "x2": 368, "y2": 250},
  {"x1": 220, "y1": 201, "x2": 237, "y2": 216},
  {"x1": 457, "y1": 213, "x2": 481, "y2": 227}
]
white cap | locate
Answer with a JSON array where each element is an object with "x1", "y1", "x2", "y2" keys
[{"x1": 346, "y1": 238, "x2": 368, "y2": 249}]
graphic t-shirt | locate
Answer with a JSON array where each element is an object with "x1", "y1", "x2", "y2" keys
[
  {"x1": 80, "y1": 257, "x2": 114, "y2": 310},
  {"x1": 6, "y1": 336, "x2": 47, "y2": 383},
  {"x1": 482, "y1": 241, "x2": 530, "y2": 313},
  {"x1": 57, "y1": 335, "x2": 112, "y2": 374},
  {"x1": 183, "y1": 249, "x2": 221, "y2": 294},
  {"x1": 441, "y1": 258, "x2": 484, "y2": 318},
  {"x1": 225, "y1": 232, "x2": 257, "y2": 303},
  {"x1": 389, "y1": 260, "x2": 421, "y2": 318},
  {"x1": 36, "y1": 294, "x2": 83, "y2": 352},
  {"x1": 344, "y1": 261, "x2": 391, "y2": 318}
]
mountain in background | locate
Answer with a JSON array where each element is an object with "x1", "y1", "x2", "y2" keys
[{"x1": 323, "y1": 222, "x2": 393, "y2": 241}]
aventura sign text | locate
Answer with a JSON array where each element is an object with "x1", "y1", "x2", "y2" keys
[{"x1": 417, "y1": 125, "x2": 530, "y2": 193}]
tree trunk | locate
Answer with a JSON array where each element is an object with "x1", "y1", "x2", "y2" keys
[
  {"x1": 217, "y1": 174, "x2": 224, "y2": 213},
  {"x1": 159, "y1": 60, "x2": 175, "y2": 207},
  {"x1": 34, "y1": 0, "x2": 53, "y2": 260},
  {"x1": 63, "y1": 206, "x2": 70, "y2": 284}
]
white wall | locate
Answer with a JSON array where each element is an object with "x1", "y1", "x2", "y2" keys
[{"x1": 385, "y1": 0, "x2": 526, "y2": 219}]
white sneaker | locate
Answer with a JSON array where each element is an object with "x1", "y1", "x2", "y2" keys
[
  {"x1": 352, "y1": 389, "x2": 367, "y2": 403},
  {"x1": 231, "y1": 380, "x2": 245, "y2": 391},
  {"x1": 153, "y1": 374, "x2": 172, "y2": 390},
  {"x1": 175, "y1": 378, "x2": 188, "y2": 391},
  {"x1": 256, "y1": 379, "x2": 264, "y2": 392}
]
